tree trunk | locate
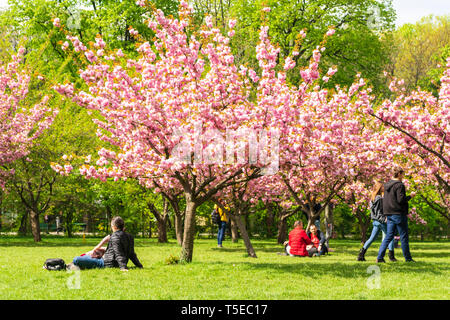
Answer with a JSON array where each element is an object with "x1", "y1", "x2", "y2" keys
[
  {"x1": 230, "y1": 211, "x2": 257, "y2": 258},
  {"x1": 277, "y1": 217, "x2": 288, "y2": 244},
  {"x1": 174, "y1": 211, "x2": 184, "y2": 246},
  {"x1": 105, "y1": 205, "x2": 112, "y2": 234},
  {"x1": 230, "y1": 218, "x2": 239, "y2": 242},
  {"x1": 18, "y1": 211, "x2": 30, "y2": 236},
  {"x1": 265, "y1": 202, "x2": 275, "y2": 237},
  {"x1": 29, "y1": 209, "x2": 41, "y2": 242},
  {"x1": 324, "y1": 204, "x2": 333, "y2": 248},
  {"x1": 356, "y1": 212, "x2": 370, "y2": 244},
  {"x1": 141, "y1": 211, "x2": 146, "y2": 238},
  {"x1": 66, "y1": 208, "x2": 74, "y2": 238},
  {"x1": 180, "y1": 198, "x2": 197, "y2": 263},
  {"x1": 157, "y1": 218, "x2": 168, "y2": 243},
  {"x1": 147, "y1": 198, "x2": 169, "y2": 243},
  {"x1": 83, "y1": 213, "x2": 92, "y2": 233},
  {"x1": 148, "y1": 219, "x2": 152, "y2": 238},
  {"x1": 360, "y1": 224, "x2": 368, "y2": 244},
  {"x1": 166, "y1": 197, "x2": 183, "y2": 246},
  {"x1": 306, "y1": 215, "x2": 316, "y2": 232}
]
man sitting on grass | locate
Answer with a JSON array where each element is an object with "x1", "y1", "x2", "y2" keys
[
  {"x1": 283, "y1": 220, "x2": 311, "y2": 257},
  {"x1": 69, "y1": 216, "x2": 143, "y2": 271}
]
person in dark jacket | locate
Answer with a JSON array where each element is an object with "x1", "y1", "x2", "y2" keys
[
  {"x1": 376, "y1": 167, "x2": 415, "y2": 263},
  {"x1": 357, "y1": 181, "x2": 395, "y2": 261},
  {"x1": 103, "y1": 216, "x2": 143, "y2": 271},
  {"x1": 307, "y1": 224, "x2": 328, "y2": 256},
  {"x1": 72, "y1": 216, "x2": 143, "y2": 270}
]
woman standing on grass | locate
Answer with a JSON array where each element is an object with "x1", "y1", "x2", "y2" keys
[{"x1": 357, "y1": 181, "x2": 396, "y2": 262}]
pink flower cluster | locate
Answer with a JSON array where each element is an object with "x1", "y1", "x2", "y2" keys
[{"x1": 0, "y1": 48, "x2": 57, "y2": 187}]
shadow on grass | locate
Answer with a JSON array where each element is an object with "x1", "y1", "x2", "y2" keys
[
  {"x1": 211, "y1": 241, "x2": 450, "y2": 259},
  {"x1": 202, "y1": 259, "x2": 449, "y2": 279}
]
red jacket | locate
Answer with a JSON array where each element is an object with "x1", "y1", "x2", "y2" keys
[{"x1": 289, "y1": 226, "x2": 311, "y2": 256}]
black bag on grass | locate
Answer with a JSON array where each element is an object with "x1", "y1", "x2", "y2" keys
[{"x1": 43, "y1": 258, "x2": 66, "y2": 271}]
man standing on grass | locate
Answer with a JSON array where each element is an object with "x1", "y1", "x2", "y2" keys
[{"x1": 377, "y1": 167, "x2": 415, "y2": 263}]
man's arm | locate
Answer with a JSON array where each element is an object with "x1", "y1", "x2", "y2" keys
[
  {"x1": 395, "y1": 184, "x2": 410, "y2": 205},
  {"x1": 128, "y1": 234, "x2": 143, "y2": 268},
  {"x1": 93, "y1": 235, "x2": 110, "y2": 251}
]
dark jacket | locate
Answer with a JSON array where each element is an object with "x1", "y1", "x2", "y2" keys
[
  {"x1": 383, "y1": 180, "x2": 411, "y2": 216},
  {"x1": 370, "y1": 195, "x2": 387, "y2": 223},
  {"x1": 103, "y1": 230, "x2": 143, "y2": 269},
  {"x1": 307, "y1": 230, "x2": 326, "y2": 247}
]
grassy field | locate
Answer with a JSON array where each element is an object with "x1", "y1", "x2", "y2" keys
[{"x1": 0, "y1": 236, "x2": 448, "y2": 300}]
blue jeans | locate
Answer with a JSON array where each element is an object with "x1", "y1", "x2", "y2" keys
[
  {"x1": 73, "y1": 255, "x2": 105, "y2": 269},
  {"x1": 363, "y1": 220, "x2": 394, "y2": 251},
  {"x1": 377, "y1": 215, "x2": 412, "y2": 261},
  {"x1": 217, "y1": 221, "x2": 227, "y2": 245}
]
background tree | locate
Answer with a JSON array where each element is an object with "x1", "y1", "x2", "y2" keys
[
  {"x1": 387, "y1": 15, "x2": 450, "y2": 93},
  {"x1": 226, "y1": 0, "x2": 395, "y2": 94}
]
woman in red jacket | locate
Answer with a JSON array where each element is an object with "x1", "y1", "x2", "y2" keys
[{"x1": 284, "y1": 220, "x2": 311, "y2": 257}]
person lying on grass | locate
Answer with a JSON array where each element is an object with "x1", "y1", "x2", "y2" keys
[{"x1": 69, "y1": 216, "x2": 143, "y2": 271}]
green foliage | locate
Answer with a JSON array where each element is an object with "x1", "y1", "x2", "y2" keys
[
  {"x1": 164, "y1": 254, "x2": 180, "y2": 265},
  {"x1": 417, "y1": 44, "x2": 450, "y2": 96},
  {"x1": 332, "y1": 203, "x2": 358, "y2": 238},
  {"x1": 389, "y1": 15, "x2": 450, "y2": 94},
  {"x1": 227, "y1": 0, "x2": 395, "y2": 94}
]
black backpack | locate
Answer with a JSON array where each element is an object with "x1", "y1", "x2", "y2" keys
[
  {"x1": 370, "y1": 196, "x2": 387, "y2": 224},
  {"x1": 43, "y1": 258, "x2": 66, "y2": 271},
  {"x1": 211, "y1": 209, "x2": 220, "y2": 224}
]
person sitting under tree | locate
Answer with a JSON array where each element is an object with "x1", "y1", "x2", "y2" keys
[
  {"x1": 283, "y1": 220, "x2": 311, "y2": 257},
  {"x1": 69, "y1": 216, "x2": 143, "y2": 271}
]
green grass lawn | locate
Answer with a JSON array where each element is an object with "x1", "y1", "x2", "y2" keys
[{"x1": 0, "y1": 236, "x2": 448, "y2": 300}]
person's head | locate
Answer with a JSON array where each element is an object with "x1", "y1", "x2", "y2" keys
[
  {"x1": 293, "y1": 220, "x2": 303, "y2": 229},
  {"x1": 392, "y1": 167, "x2": 405, "y2": 181},
  {"x1": 309, "y1": 224, "x2": 318, "y2": 234},
  {"x1": 371, "y1": 181, "x2": 384, "y2": 201},
  {"x1": 111, "y1": 216, "x2": 125, "y2": 232}
]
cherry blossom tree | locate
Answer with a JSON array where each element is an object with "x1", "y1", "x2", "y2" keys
[
  {"x1": 369, "y1": 59, "x2": 450, "y2": 221},
  {"x1": 53, "y1": 2, "x2": 281, "y2": 262},
  {"x1": 1, "y1": 48, "x2": 56, "y2": 187},
  {"x1": 0, "y1": 48, "x2": 57, "y2": 241}
]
